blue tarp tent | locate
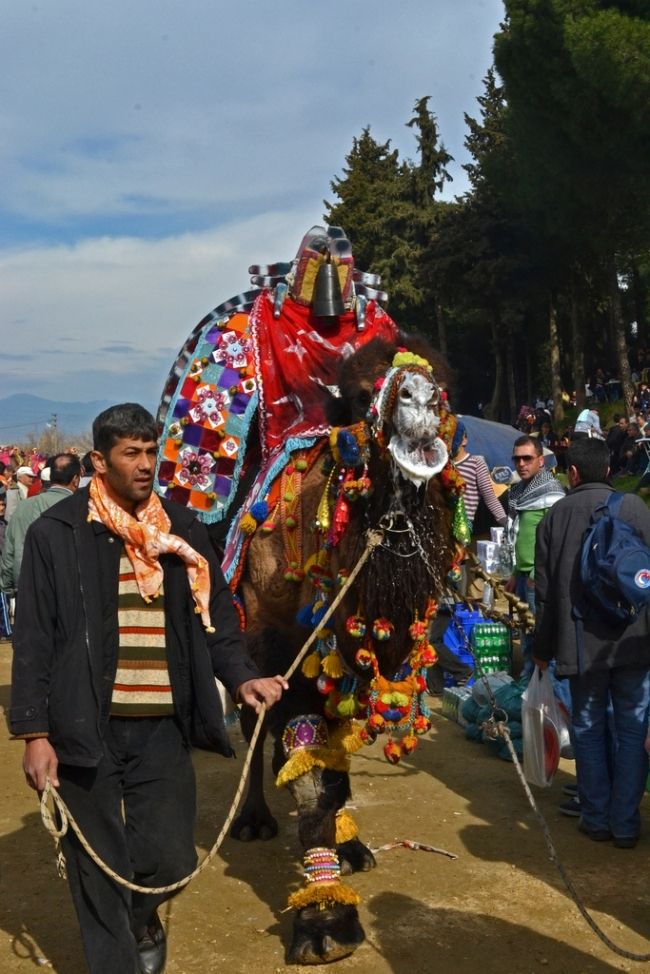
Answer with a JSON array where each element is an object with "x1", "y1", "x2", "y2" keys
[{"x1": 458, "y1": 415, "x2": 557, "y2": 474}]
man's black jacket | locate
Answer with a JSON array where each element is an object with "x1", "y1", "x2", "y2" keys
[{"x1": 9, "y1": 488, "x2": 259, "y2": 764}]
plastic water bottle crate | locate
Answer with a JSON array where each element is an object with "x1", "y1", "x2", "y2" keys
[
  {"x1": 441, "y1": 685, "x2": 473, "y2": 725},
  {"x1": 471, "y1": 623, "x2": 511, "y2": 675}
]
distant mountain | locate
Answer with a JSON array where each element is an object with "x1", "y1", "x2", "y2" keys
[{"x1": 0, "y1": 394, "x2": 114, "y2": 442}]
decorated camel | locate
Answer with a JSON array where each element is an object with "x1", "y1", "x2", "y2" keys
[{"x1": 155, "y1": 227, "x2": 469, "y2": 964}]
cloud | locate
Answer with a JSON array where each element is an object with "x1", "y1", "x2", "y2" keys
[
  {"x1": 0, "y1": 208, "x2": 317, "y2": 402},
  {"x1": 0, "y1": 1, "x2": 504, "y2": 225}
]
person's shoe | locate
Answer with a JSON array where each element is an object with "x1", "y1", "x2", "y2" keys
[
  {"x1": 137, "y1": 912, "x2": 166, "y2": 974},
  {"x1": 562, "y1": 782, "x2": 578, "y2": 797},
  {"x1": 578, "y1": 821, "x2": 612, "y2": 842},
  {"x1": 613, "y1": 835, "x2": 638, "y2": 849},
  {"x1": 559, "y1": 797, "x2": 581, "y2": 817}
]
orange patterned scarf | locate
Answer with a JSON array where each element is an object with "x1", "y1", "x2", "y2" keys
[{"x1": 88, "y1": 476, "x2": 215, "y2": 632}]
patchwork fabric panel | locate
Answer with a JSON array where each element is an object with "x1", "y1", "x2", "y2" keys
[{"x1": 155, "y1": 309, "x2": 258, "y2": 523}]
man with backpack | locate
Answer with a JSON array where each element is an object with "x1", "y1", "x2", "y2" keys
[{"x1": 533, "y1": 437, "x2": 650, "y2": 848}]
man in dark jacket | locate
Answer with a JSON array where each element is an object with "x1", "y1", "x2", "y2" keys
[
  {"x1": 10, "y1": 403, "x2": 287, "y2": 974},
  {"x1": 534, "y1": 437, "x2": 650, "y2": 848}
]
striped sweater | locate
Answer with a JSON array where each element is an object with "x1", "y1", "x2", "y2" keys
[
  {"x1": 111, "y1": 554, "x2": 175, "y2": 717},
  {"x1": 454, "y1": 453, "x2": 507, "y2": 527}
]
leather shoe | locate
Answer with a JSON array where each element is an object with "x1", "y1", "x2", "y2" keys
[
  {"x1": 137, "y1": 912, "x2": 166, "y2": 974},
  {"x1": 578, "y1": 821, "x2": 612, "y2": 842},
  {"x1": 613, "y1": 835, "x2": 638, "y2": 849}
]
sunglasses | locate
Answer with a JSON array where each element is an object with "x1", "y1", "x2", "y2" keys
[{"x1": 511, "y1": 454, "x2": 537, "y2": 463}]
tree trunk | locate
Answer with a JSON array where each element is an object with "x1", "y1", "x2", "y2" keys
[
  {"x1": 608, "y1": 257, "x2": 635, "y2": 414},
  {"x1": 549, "y1": 297, "x2": 564, "y2": 426},
  {"x1": 571, "y1": 284, "x2": 585, "y2": 412},
  {"x1": 484, "y1": 312, "x2": 503, "y2": 422},
  {"x1": 435, "y1": 302, "x2": 448, "y2": 359},
  {"x1": 506, "y1": 331, "x2": 517, "y2": 424},
  {"x1": 632, "y1": 260, "x2": 647, "y2": 348}
]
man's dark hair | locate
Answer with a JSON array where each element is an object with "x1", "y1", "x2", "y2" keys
[
  {"x1": 48, "y1": 453, "x2": 82, "y2": 485},
  {"x1": 80, "y1": 451, "x2": 94, "y2": 477},
  {"x1": 566, "y1": 438, "x2": 610, "y2": 484},
  {"x1": 513, "y1": 435, "x2": 543, "y2": 457},
  {"x1": 0, "y1": 461, "x2": 5, "y2": 475},
  {"x1": 93, "y1": 403, "x2": 158, "y2": 454}
]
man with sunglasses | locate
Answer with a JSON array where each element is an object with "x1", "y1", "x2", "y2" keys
[{"x1": 505, "y1": 436, "x2": 565, "y2": 679}]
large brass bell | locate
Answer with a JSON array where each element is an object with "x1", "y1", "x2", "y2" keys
[{"x1": 312, "y1": 256, "x2": 344, "y2": 318}]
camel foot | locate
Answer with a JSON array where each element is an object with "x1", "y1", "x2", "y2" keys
[
  {"x1": 337, "y1": 838, "x2": 377, "y2": 875},
  {"x1": 230, "y1": 807, "x2": 278, "y2": 842},
  {"x1": 287, "y1": 904, "x2": 364, "y2": 965}
]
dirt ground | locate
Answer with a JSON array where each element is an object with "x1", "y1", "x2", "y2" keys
[{"x1": 2, "y1": 641, "x2": 650, "y2": 974}]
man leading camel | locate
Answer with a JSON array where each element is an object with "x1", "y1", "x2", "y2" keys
[{"x1": 10, "y1": 403, "x2": 287, "y2": 974}]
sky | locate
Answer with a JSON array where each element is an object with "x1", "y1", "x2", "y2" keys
[{"x1": 0, "y1": 0, "x2": 505, "y2": 419}]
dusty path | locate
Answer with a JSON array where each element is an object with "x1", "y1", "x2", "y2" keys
[{"x1": 1, "y1": 641, "x2": 650, "y2": 974}]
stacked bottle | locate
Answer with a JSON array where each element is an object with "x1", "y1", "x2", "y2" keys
[{"x1": 470, "y1": 622, "x2": 511, "y2": 675}]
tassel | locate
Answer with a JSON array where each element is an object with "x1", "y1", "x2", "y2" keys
[
  {"x1": 335, "y1": 809, "x2": 359, "y2": 844},
  {"x1": 322, "y1": 650, "x2": 343, "y2": 679},
  {"x1": 301, "y1": 651, "x2": 322, "y2": 679}
]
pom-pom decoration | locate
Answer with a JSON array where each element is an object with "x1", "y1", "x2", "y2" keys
[
  {"x1": 354, "y1": 647, "x2": 374, "y2": 670},
  {"x1": 345, "y1": 615, "x2": 366, "y2": 639},
  {"x1": 372, "y1": 618, "x2": 394, "y2": 641},
  {"x1": 383, "y1": 740, "x2": 402, "y2": 764}
]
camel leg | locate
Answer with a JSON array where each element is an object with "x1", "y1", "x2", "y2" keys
[
  {"x1": 230, "y1": 707, "x2": 278, "y2": 842},
  {"x1": 285, "y1": 768, "x2": 364, "y2": 965}
]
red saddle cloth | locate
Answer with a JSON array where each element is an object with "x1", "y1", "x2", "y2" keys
[{"x1": 251, "y1": 292, "x2": 398, "y2": 462}]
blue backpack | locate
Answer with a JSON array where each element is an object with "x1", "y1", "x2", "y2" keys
[{"x1": 579, "y1": 492, "x2": 650, "y2": 626}]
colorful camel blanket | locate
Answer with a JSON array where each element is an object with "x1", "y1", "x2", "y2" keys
[{"x1": 155, "y1": 290, "x2": 397, "y2": 526}]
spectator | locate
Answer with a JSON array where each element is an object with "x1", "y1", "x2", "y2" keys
[
  {"x1": 617, "y1": 424, "x2": 641, "y2": 476},
  {"x1": 505, "y1": 436, "x2": 565, "y2": 679},
  {"x1": 451, "y1": 422, "x2": 507, "y2": 603},
  {"x1": 0, "y1": 455, "x2": 81, "y2": 599},
  {"x1": 534, "y1": 438, "x2": 650, "y2": 847},
  {"x1": 606, "y1": 415, "x2": 629, "y2": 475},
  {"x1": 572, "y1": 406, "x2": 604, "y2": 441},
  {"x1": 5, "y1": 466, "x2": 36, "y2": 521}
]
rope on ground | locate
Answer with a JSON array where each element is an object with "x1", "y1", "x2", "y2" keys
[
  {"x1": 39, "y1": 527, "x2": 385, "y2": 896},
  {"x1": 449, "y1": 616, "x2": 650, "y2": 963}
]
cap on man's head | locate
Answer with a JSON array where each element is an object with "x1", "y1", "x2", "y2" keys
[{"x1": 16, "y1": 466, "x2": 35, "y2": 478}]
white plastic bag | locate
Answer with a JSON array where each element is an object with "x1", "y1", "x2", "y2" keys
[{"x1": 521, "y1": 666, "x2": 562, "y2": 788}]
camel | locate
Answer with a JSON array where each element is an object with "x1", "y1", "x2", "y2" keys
[
  {"x1": 154, "y1": 227, "x2": 465, "y2": 964},
  {"x1": 229, "y1": 336, "x2": 460, "y2": 964}
]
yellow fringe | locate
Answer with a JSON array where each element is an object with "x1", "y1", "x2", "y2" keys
[
  {"x1": 287, "y1": 882, "x2": 361, "y2": 911},
  {"x1": 301, "y1": 652, "x2": 322, "y2": 679},
  {"x1": 330, "y1": 721, "x2": 365, "y2": 755},
  {"x1": 276, "y1": 746, "x2": 350, "y2": 788},
  {"x1": 335, "y1": 809, "x2": 359, "y2": 844}
]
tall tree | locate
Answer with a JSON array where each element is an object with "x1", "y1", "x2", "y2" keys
[
  {"x1": 495, "y1": 0, "x2": 650, "y2": 411},
  {"x1": 324, "y1": 99, "x2": 452, "y2": 333}
]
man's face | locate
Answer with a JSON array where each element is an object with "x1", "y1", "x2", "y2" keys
[
  {"x1": 91, "y1": 436, "x2": 158, "y2": 513},
  {"x1": 512, "y1": 445, "x2": 544, "y2": 482},
  {"x1": 17, "y1": 472, "x2": 34, "y2": 488}
]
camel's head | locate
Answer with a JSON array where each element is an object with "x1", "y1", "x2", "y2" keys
[{"x1": 371, "y1": 350, "x2": 447, "y2": 486}]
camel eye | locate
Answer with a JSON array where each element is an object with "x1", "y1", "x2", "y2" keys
[
  {"x1": 399, "y1": 388, "x2": 412, "y2": 400},
  {"x1": 357, "y1": 389, "x2": 371, "y2": 409}
]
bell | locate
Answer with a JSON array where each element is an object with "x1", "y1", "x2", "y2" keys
[{"x1": 312, "y1": 257, "x2": 345, "y2": 318}]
